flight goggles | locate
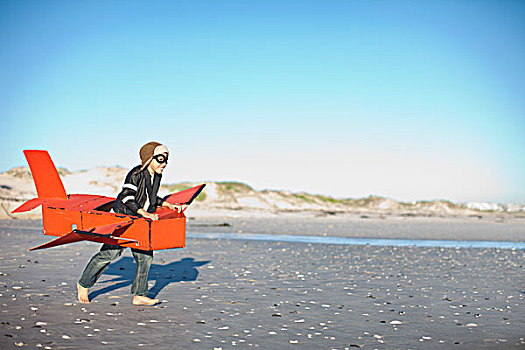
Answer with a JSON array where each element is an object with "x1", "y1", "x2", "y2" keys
[{"x1": 153, "y1": 154, "x2": 168, "y2": 164}]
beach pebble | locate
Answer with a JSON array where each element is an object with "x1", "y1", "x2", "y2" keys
[
  {"x1": 12, "y1": 286, "x2": 23, "y2": 290},
  {"x1": 35, "y1": 321, "x2": 47, "y2": 326},
  {"x1": 390, "y1": 320, "x2": 403, "y2": 325},
  {"x1": 465, "y1": 323, "x2": 478, "y2": 327},
  {"x1": 62, "y1": 335, "x2": 71, "y2": 339},
  {"x1": 289, "y1": 340, "x2": 299, "y2": 344}
]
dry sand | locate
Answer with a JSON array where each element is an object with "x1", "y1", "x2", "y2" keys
[{"x1": 0, "y1": 217, "x2": 524, "y2": 349}]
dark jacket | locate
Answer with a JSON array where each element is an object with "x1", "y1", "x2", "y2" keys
[{"x1": 113, "y1": 165, "x2": 164, "y2": 216}]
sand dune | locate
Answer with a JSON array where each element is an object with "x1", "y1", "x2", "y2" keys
[{"x1": 1, "y1": 166, "x2": 524, "y2": 220}]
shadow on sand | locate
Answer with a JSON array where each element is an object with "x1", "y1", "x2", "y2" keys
[{"x1": 88, "y1": 257, "x2": 210, "y2": 300}]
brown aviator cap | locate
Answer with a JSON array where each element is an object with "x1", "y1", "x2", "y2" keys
[
  {"x1": 140, "y1": 142, "x2": 161, "y2": 165},
  {"x1": 139, "y1": 142, "x2": 169, "y2": 170}
]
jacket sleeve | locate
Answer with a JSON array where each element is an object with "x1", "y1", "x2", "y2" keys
[{"x1": 121, "y1": 171, "x2": 141, "y2": 214}]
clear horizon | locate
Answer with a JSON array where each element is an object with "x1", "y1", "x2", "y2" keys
[{"x1": 1, "y1": 1, "x2": 524, "y2": 204}]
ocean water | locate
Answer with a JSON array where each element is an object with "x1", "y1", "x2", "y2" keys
[{"x1": 188, "y1": 232, "x2": 525, "y2": 250}]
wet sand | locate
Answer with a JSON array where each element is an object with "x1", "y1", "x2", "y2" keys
[
  {"x1": 188, "y1": 211, "x2": 525, "y2": 242},
  {"x1": 0, "y1": 218, "x2": 524, "y2": 349}
]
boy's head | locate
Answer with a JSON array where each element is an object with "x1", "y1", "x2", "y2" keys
[{"x1": 140, "y1": 142, "x2": 169, "y2": 174}]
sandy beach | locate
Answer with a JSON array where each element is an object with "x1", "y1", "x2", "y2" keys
[{"x1": 0, "y1": 216, "x2": 524, "y2": 349}]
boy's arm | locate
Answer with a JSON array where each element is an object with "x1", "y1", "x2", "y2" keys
[{"x1": 121, "y1": 172, "x2": 141, "y2": 214}]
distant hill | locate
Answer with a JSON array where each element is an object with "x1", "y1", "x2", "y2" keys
[{"x1": 1, "y1": 166, "x2": 523, "y2": 219}]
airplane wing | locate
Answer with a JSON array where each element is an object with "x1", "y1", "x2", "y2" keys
[
  {"x1": 163, "y1": 184, "x2": 206, "y2": 205},
  {"x1": 12, "y1": 198, "x2": 72, "y2": 213},
  {"x1": 12, "y1": 195, "x2": 115, "y2": 213},
  {"x1": 66, "y1": 194, "x2": 116, "y2": 210},
  {"x1": 156, "y1": 184, "x2": 206, "y2": 220},
  {"x1": 29, "y1": 219, "x2": 135, "y2": 251},
  {"x1": 11, "y1": 198, "x2": 45, "y2": 213}
]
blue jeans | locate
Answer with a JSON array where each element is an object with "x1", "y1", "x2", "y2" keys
[{"x1": 78, "y1": 244, "x2": 153, "y2": 296}]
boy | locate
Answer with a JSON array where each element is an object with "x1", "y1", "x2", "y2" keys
[{"x1": 77, "y1": 142, "x2": 178, "y2": 305}]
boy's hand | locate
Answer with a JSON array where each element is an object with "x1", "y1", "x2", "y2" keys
[
  {"x1": 137, "y1": 209, "x2": 158, "y2": 221},
  {"x1": 163, "y1": 202, "x2": 187, "y2": 213},
  {"x1": 173, "y1": 204, "x2": 188, "y2": 213}
]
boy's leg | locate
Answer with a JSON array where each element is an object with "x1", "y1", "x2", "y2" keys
[
  {"x1": 130, "y1": 248, "x2": 158, "y2": 305},
  {"x1": 77, "y1": 244, "x2": 123, "y2": 302}
]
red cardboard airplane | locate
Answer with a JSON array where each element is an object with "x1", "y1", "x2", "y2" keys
[{"x1": 12, "y1": 150, "x2": 205, "y2": 251}]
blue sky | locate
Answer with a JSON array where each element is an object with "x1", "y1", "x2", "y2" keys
[{"x1": 1, "y1": 0, "x2": 524, "y2": 203}]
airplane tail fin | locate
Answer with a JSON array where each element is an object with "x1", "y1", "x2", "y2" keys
[
  {"x1": 12, "y1": 151, "x2": 67, "y2": 213},
  {"x1": 23, "y1": 150, "x2": 67, "y2": 199}
]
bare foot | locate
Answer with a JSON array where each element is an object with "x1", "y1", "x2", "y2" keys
[
  {"x1": 132, "y1": 295, "x2": 159, "y2": 306},
  {"x1": 77, "y1": 282, "x2": 89, "y2": 303}
]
